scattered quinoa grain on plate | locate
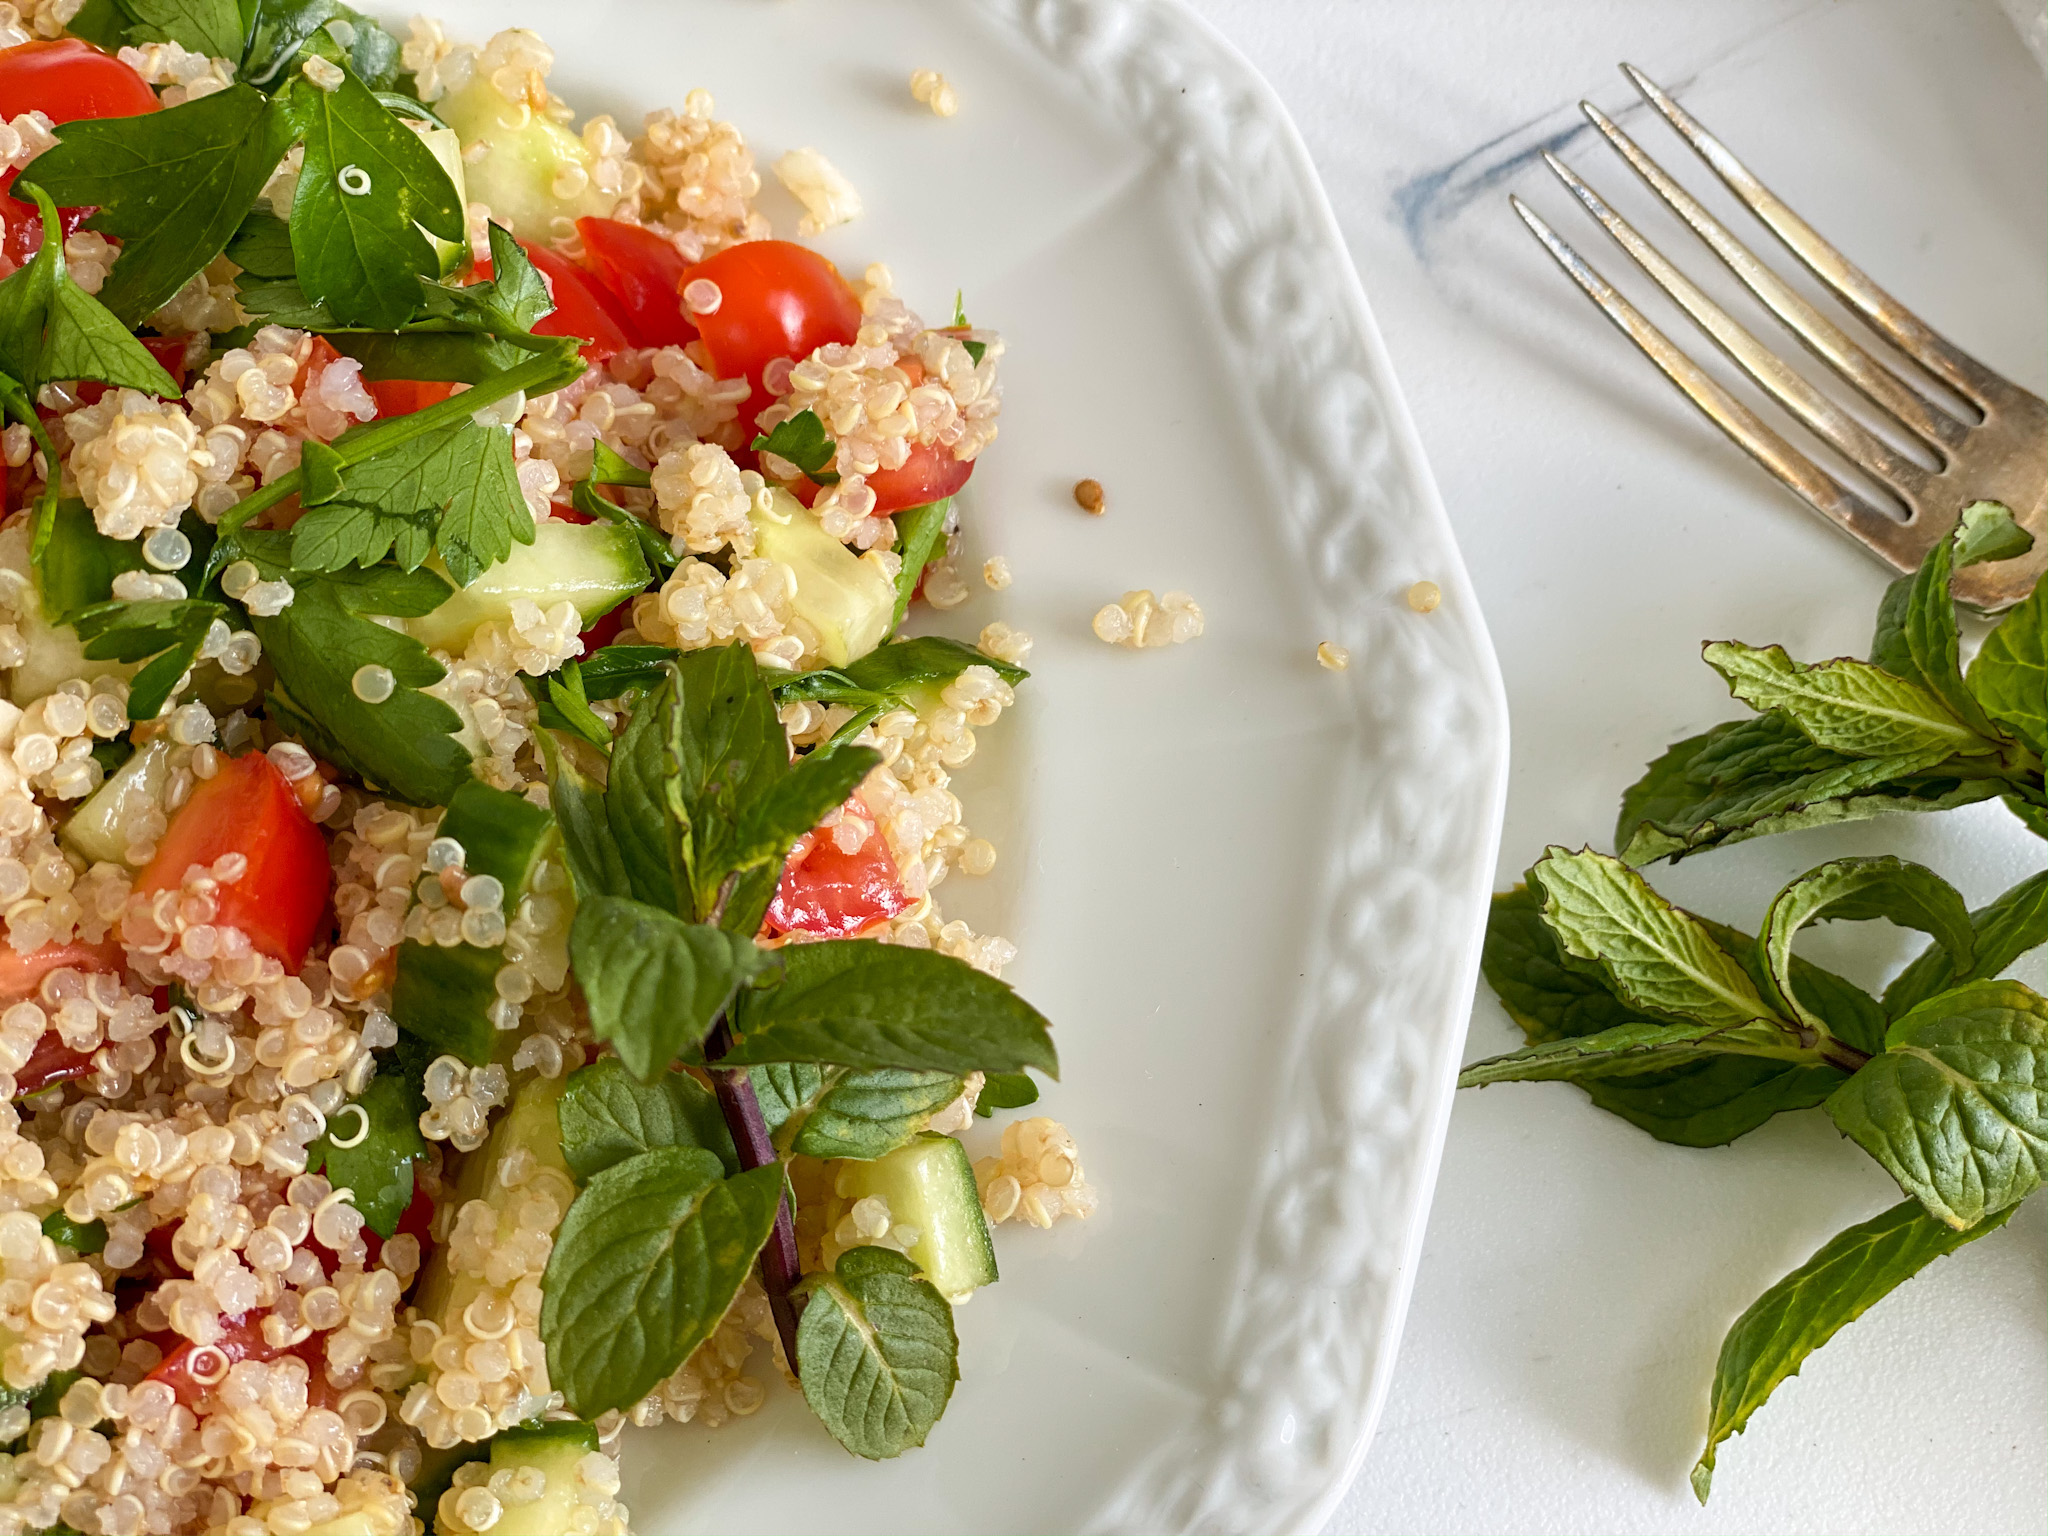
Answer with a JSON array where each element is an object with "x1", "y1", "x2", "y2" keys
[
  {"x1": 1407, "y1": 579, "x2": 1442, "y2": 612},
  {"x1": 909, "y1": 68, "x2": 958, "y2": 117},
  {"x1": 0, "y1": 8, "x2": 1086, "y2": 1527},
  {"x1": 1092, "y1": 589, "x2": 1204, "y2": 648},
  {"x1": 1317, "y1": 640, "x2": 1350, "y2": 670}
]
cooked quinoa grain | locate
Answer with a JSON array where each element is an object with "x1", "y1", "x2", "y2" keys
[
  {"x1": 1406, "y1": 580, "x2": 1442, "y2": 613},
  {"x1": 1092, "y1": 589, "x2": 1203, "y2": 649},
  {"x1": 1316, "y1": 641, "x2": 1350, "y2": 671},
  {"x1": 772, "y1": 146, "x2": 862, "y2": 235},
  {"x1": 908, "y1": 69, "x2": 959, "y2": 117}
]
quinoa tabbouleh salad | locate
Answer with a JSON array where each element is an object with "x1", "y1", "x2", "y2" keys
[{"x1": 0, "y1": 5, "x2": 1095, "y2": 1532}]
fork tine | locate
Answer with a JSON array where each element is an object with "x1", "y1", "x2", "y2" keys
[
  {"x1": 1578, "y1": 100, "x2": 1967, "y2": 455},
  {"x1": 1540, "y1": 152, "x2": 1928, "y2": 494},
  {"x1": 1510, "y1": 195, "x2": 1907, "y2": 564},
  {"x1": 1619, "y1": 64, "x2": 1997, "y2": 405}
]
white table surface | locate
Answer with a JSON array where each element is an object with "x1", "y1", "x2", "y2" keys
[{"x1": 1170, "y1": 2, "x2": 2047, "y2": 1532}]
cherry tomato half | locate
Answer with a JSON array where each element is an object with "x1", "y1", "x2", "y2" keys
[
  {"x1": 137, "y1": 752, "x2": 331, "y2": 971},
  {"x1": 14, "y1": 1032, "x2": 95, "y2": 1096},
  {"x1": 365, "y1": 378, "x2": 458, "y2": 418},
  {"x1": 575, "y1": 216, "x2": 695, "y2": 349},
  {"x1": 0, "y1": 39, "x2": 158, "y2": 125},
  {"x1": 523, "y1": 243, "x2": 632, "y2": 363},
  {"x1": 864, "y1": 441, "x2": 975, "y2": 516},
  {"x1": 764, "y1": 798, "x2": 910, "y2": 939},
  {"x1": 0, "y1": 939, "x2": 120, "y2": 1000},
  {"x1": 681, "y1": 240, "x2": 862, "y2": 438}
]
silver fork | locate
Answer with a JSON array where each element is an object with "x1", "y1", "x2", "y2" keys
[{"x1": 1512, "y1": 63, "x2": 2046, "y2": 612}]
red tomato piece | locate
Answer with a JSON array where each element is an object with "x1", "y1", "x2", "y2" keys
[
  {"x1": 864, "y1": 440, "x2": 974, "y2": 515},
  {"x1": 147, "y1": 1311, "x2": 281, "y2": 1409},
  {"x1": 72, "y1": 335, "x2": 187, "y2": 407},
  {"x1": 575, "y1": 217, "x2": 696, "y2": 349},
  {"x1": 680, "y1": 241, "x2": 862, "y2": 439},
  {"x1": 137, "y1": 752, "x2": 331, "y2": 971},
  {"x1": 365, "y1": 378, "x2": 458, "y2": 418},
  {"x1": 764, "y1": 798, "x2": 910, "y2": 939},
  {"x1": 494, "y1": 243, "x2": 631, "y2": 363},
  {"x1": 577, "y1": 603, "x2": 630, "y2": 657},
  {"x1": 0, "y1": 39, "x2": 158, "y2": 124},
  {"x1": 14, "y1": 1032, "x2": 95, "y2": 1095},
  {"x1": 0, "y1": 939, "x2": 120, "y2": 1000},
  {"x1": 0, "y1": 196, "x2": 88, "y2": 270}
]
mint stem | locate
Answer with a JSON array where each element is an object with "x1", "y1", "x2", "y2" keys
[
  {"x1": 1820, "y1": 1037, "x2": 1873, "y2": 1073},
  {"x1": 704, "y1": 1018, "x2": 803, "y2": 1377}
]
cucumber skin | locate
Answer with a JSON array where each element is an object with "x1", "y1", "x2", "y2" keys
[
  {"x1": 477, "y1": 1421, "x2": 601, "y2": 1536},
  {"x1": 834, "y1": 1133, "x2": 998, "y2": 1298},
  {"x1": 392, "y1": 781, "x2": 554, "y2": 1065}
]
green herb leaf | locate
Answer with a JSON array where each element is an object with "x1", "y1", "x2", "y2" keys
[
  {"x1": 538, "y1": 663, "x2": 612, "y2": 751},
  {"x1": 774, "y1": 635, "x2": 1027, "y2": 712},
  {"x1": 1692, "y1": 1196, "x2": 2017, "y2": 1502},
  {"x1": 416, "y1": 222, "x2": 552, "y2": 337},
  {"x1": 32, "y1": 498, "x2": 146, "y2": 626},
  {"x1": 1951, "y1": 499, "x2": 2034, "y2": 568},
  {"x1": 719, "y1": 739, "x2": 879, "y2": 890},
  {"x1": 1756, "y1": 857, "x2": 1972, "y2": 1050},
  {"x1": 1615, "y1": 712, "x2": 1999, "y2": 865},
  {"x1": 529, "y1": 646, "x2": 676, "y2": 739},
  {"x1": 751, "y1": 409, "x2": 839, "y2": 483},
  {"x1": 569, "y1": 478, "x2": 674, "y2": 575},
  {"x1": 568, "y1": 895, "x2": 778, "y2": 1080},
  {"x1": 1883, "y1": 870, "x2": 2048, "y2": 1020},
  {"x1": 285, "y1": 66, "x2": 463, "y2": 329},
  {"x1": 289, "y1": 416, "x2": 534, "y2": 585},
  {"x1": 1895, "y1": 507, "x2": 2010, "y2": 738},
  {"x1": 65, "y1": 0, "x2": 128, "y2": 49},
  {"x1": 236, "y1": 533, "x2": 470, "y2": 805},
  {"x1": 796, "y1": 1245, "x2": 958, "y2": 1460},
  {"x1": 1481, "y1": 884, "x2": 1652, "y2": 1046},
  {"x1": 1966, "y1": 574, "x2": 2045, "y2": 758},
  {"x1": 72, "y1": 598, "x2": 227, "y2": 720},
  {"x1": 241, "y1": 0, "x2": 400, "y2": 91},
  {"x1": 1703, "y1": 641, "x2": 1997, "y2": 760},
  {"x1": 556, "y1": 1056, "x2": 736, "y2": 1180},
  {"x1": 1824, "y1": 979, "x2": 2048, "y2": 1227},
  {"x1": 1528, "y1": 847, "x2": 1789, "y2": 1035},
  {"x1": 536, "y1": 733, "x2": 628, "y2": 904},
  {"x1": 119, "y1": 0, "x2": 246, "y2": 59},
  {"x1": 974, "y1": 1071, "x2": 1039, "y2": 1115},
  {"x1": 889, "y1": 499, "x2": 951, "y2": 633},
  {"x1": 225, "y1": 209, "x2": 297, "y2": 278},
  {"x1": 721, "y1": 939, "x2": 1058, "y2": 1078},
  {"x1": 40, "y1": 1209, "x2": 107, "y2": 1255},
  {"x1": 748, "y1": 1063, "x2": 963, "y2": 1160},
  {"x1": 666, "y1": 643, "x2": 790, "y2": 920},
  {"x1": 604, "y1": 672, "x2": 689, "y2": 911},
  {"x1": 540, "y1": 1150, "x2": 783, "y2": 1417},
  {"x1": 0, "y1": 184, "x2": 181, "y2": 395},
  {"x1": 30, "y1": 85, "x2": 298, "y2": 326},
  {"x1": 589, "y1": 440, "x2": 651, "y2": 488},
  {"x1": 307, "y1": 1070, "x2": 426, "y2": 1238},
  {"x1": 1459, "y1": 1018, "x2": 1817, "y2": 1087}
]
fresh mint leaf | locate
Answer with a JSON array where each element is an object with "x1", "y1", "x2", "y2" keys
[
  {"x1": 796, "y1": 1245, "x2": 957, "y2": 1460},
  {"x1": 30, "y1": 85, "x2": 297, "y2": 326},
  {"x1": 1898, "y1": 510, "x2": 2006, "y2": 738},
  {"x1": 1584, "y1": 1056, "x2": 1847, "y2": 1147},
  {"x1": 40, "y1": 1209, "x2": 107, "y2": 1255},
  {"x1": 71, "y1": 598, "x2": 226, "y2": 720},
  {"x1": 538, "y1": 733, "x2": 629, "y2": 902},
  {"x1": 307, "y1": 1070, "x2": 426, "y2": 1238},
  {"x1": 539, "y1": 1149, "x2": 783, "y2": 1417},
  {"x1": 718, "y1": 739, "x2": 880, "y2": 894},
  {"x1": 118, "y1": 0, "x2": 246, "y2": 58},
  {"x1": 1691, "y1": 1195, "x2": 2016, "y2": 1502},
  {"x1": 242, "y1": 0, "x2": 400, "y2": 91},
  {"x1": 556, "y1": 1056, "x2": 736, "y2": 1180},
  {"x1": 285, "y1": 66, "x2": 463, "y2": 329},
  {"x1": 889, "y1": 498, "x2": 950, "y2": 632},
  {"x1": 542, "y1": 663, "x2": 612, "y2": 751},
  {"x1": 605, "y1": 672, "x2": 689, "y2": 911},
  {"x1": 236, "y1": 533, "x2": 470, "y2": 805},
  {"x1": 748, "y1": 1063, "x2": 963, "y2": 1160},
  {"x1": 1482, "y1": 884, "x2": 1654, "y2": 1045},
  {"x1": 589, "y1": 440, "x2": 652, "y2": 488},
  {"x1": 1528, "y1": 847, "x2": 1789, "y2": 1035},
  {"x1": 1952, "y1": 499, "x2": 2034, "y2": 568},
  {"x1": 1883, "y1": 870, "x2": 2048, "y2": 1019},
  {"x1": 1825, "y1": 980, "x2": 2048, "y2": 1227},
  {"x1": 720, "y1": 939, "x2": 1059, "y2": 1078},
  {"x1": 568, "y1": 894, "x2": 777, "y2": 1080},
  {"x1": 1966, "y1": 574, "x2": 2045, "y2": 757},
  {"x1": 1703, "y1": 641, "x2": 1998, "y2": 761},
  {"x1": 529, "y1": 645, "x2": 676, "y2": 739},
  {"x1": 666, "y1": 643, "x2": 789, "y2": 921},
  {"x1": 1757, "y1": 857, "x2": 1972, "y2": 1049},
  {"x1": 2005, "y1": 795, "x2": 2048, "y2": 840},
  {"x1": 290, "y1": 415, "x2": 534, "y2": 586},
  {"x1": 1615, "y1": 711, "x2": 1997, "y2": 865},
  {"x1": 1459, "y1": 1018, "x2": 1818, "y2": 1087},
  {"x1": 751, "y1": 409, "x2": 839, "y2": 484}
]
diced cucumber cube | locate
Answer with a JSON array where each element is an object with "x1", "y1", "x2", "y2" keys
[{"x1": 833, "y1": 1133, "x2": 998, "y2": 1300}]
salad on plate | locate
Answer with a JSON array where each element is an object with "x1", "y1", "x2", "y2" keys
[{"x1": 0, "y1": 6, "x2": 1093, "y2": 1533}]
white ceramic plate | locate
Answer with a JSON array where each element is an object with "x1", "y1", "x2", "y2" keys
[{"x1": 413, "y1": 1, "x2": 1508, "y2": 1529}]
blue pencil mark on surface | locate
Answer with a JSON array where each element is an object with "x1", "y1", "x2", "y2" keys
[{"x1": 1392, "y1": 116, "x2": 1595, "y2": 262}]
